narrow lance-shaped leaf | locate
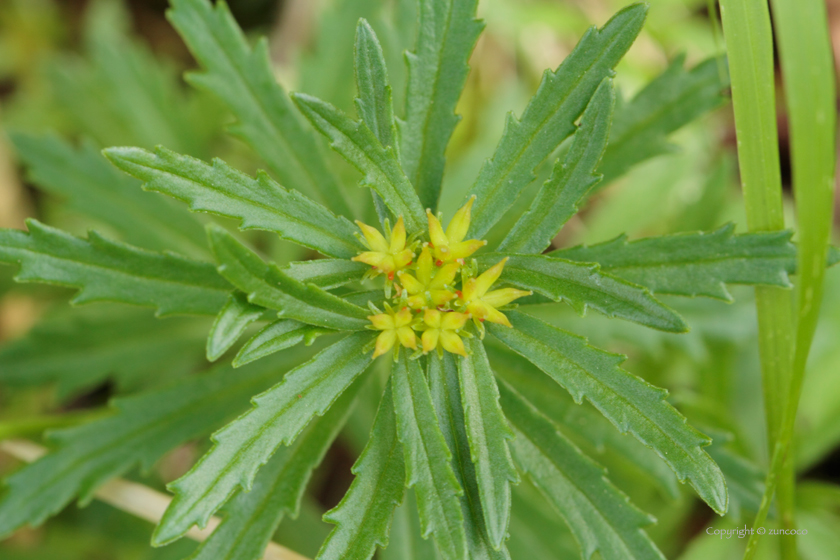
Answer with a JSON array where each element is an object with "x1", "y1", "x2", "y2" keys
[
  {"x1": 399, "y1": 0, "x2": 483, "y2": 209},
  {"x1": 467, "y1": 4, "x2": 647, "y2": 238},
  {"x1": 207, "y1": 225, "x2": 369, "y2": 331},
  {"x1": 430, "y1": 353, "x2": 512, "y2": 559},
  {"x1": 153, "y1": 332, "x2": 375, "y2": 546},
  {"x1": 206, "y1": 292, "x2": 265, "y2": 362},
  {"x1": 456, "y1": 339, "x2": 518, "y2": 549},
  {"x1": 597, "y1": 55, "x2": 729, "y2": 188},
  {"x1": 10, "y1": 133, "x2": 208, "y2": 257},
  {"x1": 188, "y1": 380, "x2": 362, "y2": 560},
  {"x1": 0, "y1": 220, "x2": 230, "y2": 316},
  {"x1": 488, "y1": 311, "x2": 728, "y2": 515},
  {"x1": 392, "y1": 354, "x2": 467, "y2": 560},
  {"x1": 282, "y1": 259, "x2": 368, "y2": 289},
  {"x1": 104, "y1": 146, "x2": 363, "y2": 259},
  {"x1": 552, "y1": 224, "x2": 797, "y2": 300},
  {"x1": 0, "y1": 307, "x2": 207, "y2": 400},
  {"x1": 0, "y1": 350, "x2": 308, "y2": 538},
  {"x1": 166, "y1": 0, "x2": 353, "y2": 216},
  {"x1": 477, "y1": 253, "x2": 688, "y2": 333},
  {"x1": 317, "y1": 380, "x2": 406, "y2": 560},
  {"x1": 498, "y1": 79, "x2": 614, "y2": 254},
  {"x1": 292, "y1": 93, "x2": 426, "y2": 233},
  {"x1": 234, "y1": 319, "x2": 333, "y2": 368},
  {"x1": 354, "y1": 18, "x2": 398, "y2": 224},
  {"x1": 498, "y1": 380, "x2": 665, "y2": 560}
]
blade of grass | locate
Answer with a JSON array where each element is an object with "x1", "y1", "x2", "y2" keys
[{"x1": 742, "y1": 0, "x2": 837, "y2": 558}]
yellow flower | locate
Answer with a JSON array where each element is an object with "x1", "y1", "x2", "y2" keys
[
  {"x1": 396, "y1": 247, "x2": 458, "y2": 310},
  {"x1": 352, "y1": 217, "x2": 414, "y2": 280},
  {"x1": 420, "y1": 309, "x2": 469, "y2": 357},
  {"x1": 368, "y1": 306, "x2": 417, "y2": 359},
  {"x1": 462, "y1": 258, "x2": 531, "y2": 327},
  {"x1": 426, "y1": 196, "x2": 486, "y2": 265}
]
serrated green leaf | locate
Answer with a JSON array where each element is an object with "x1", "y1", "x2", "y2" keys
[
  {"x1": 104, "y1": 146, "x2": 364, "y2": 259},
  {"x1": 0, "y1": 306, "x2": 207, "y2": 400},
  {"x1": 166, "y1": 0, "x2": 352, "y2": 216},
  {"x1": 282, "y1": 259, "x2": 368, "y2": 289},
  {"x1": 598, "y1": 55, "x2": 729, "y2": 187},
  {"x1": 0, "y1": 220, "x2": 230, "y2": 316},
  {"x1": 381, "y1": 490, "x2": 442, "y2": 560},
  {"x1": 702, "y1": 429, "x2": 765, "y2": 521},
  {"x1": 552, "y1": 224, "x2": 796, "y2": 301},
  {"x1": 456, "y1": 340, "x2": 518, "y2": 548},
  {"x1": 498, "y1": 79, "x2": 614, "y2": 254},
  {"x1": 154, "y1": 332, "x2": 375, "y2": 546},
  {"x1": 0, "y1": 350, "x2": 308, "y2": 539},
  {"x1": 206, "y1": 292, "x2": 265, "y2": 362},
  {"x1": 392, "y1": 354, "x2": 466, "y2": 560},
  {"x1": 292, "y1": 93, "x2": 426, "y2": 233},
  {"x1": 317, "y1": 380, "x2": 406, "y2": 560},
  {"x1": 488, "y1": 311, "x2": 728, "y2": 514},
  {"x1": 10, "y1": 133, "x2": 208, "y2": 257},
  {"x1": 429, "y1": 354, "x2": 512, "y2": 560},
  {"x1": 234, "y1": 319, "x2": 333, "y2": 368},
  {"x1": 188, "y1": 380, "x2": 361, "y2": 560},
  {"x1": 399, "y1": 0, "x2": 483, "y2": 209},
  {"x1": 497, "y1": 379, "x2": 664, "y2": 560},
  {"x1": 477, "y1": 253, "x2": 688, "y2": 333},
  {"x1": 466, "y1": 4, "x2": 647, "y2": 238},
  {"x1": 207, "y1": 225, "x2": 368, "y2": 330}
]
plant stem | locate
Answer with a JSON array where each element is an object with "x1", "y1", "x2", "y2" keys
[
  {"x1": 718, "y1": 0, "x2": 796, "y2": 555},
  {"x1": 742, "y1": 1, "x2": 837, "y2": 558},
  {"x1": 0, "y1": 440, "x2": 310, "y2": 560}
]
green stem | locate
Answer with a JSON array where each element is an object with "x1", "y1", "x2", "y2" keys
[
  {"x1": 0, "y1": 409, "x2": 108, "y2": 440},
  {"x1": 743, "y1": 1, "x2": 837, "y2": 558}
]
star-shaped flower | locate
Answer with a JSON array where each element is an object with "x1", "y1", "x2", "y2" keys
[
  {"x1": 352, "y1": 217, "x2": 414, "y2": 280},
  {"x1": 396, "y1": 247, "x2": 459, "y2": 310},
  {"x1": 427, "y1": 196, "x2": 486, "y2": 265},
  {"x1": 368, "y1": 305, "x2": 417, "y2": 359},
  {"x1": 462, "y1": 258, "x2": 532, "y2": 327},
  {"x1": 420, "y1": 309, "x2": 469, "y2": 357}
]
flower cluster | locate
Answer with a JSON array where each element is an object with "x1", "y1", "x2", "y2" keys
[{"x1": 353, "y1": 197, "x2": 531, "y2": 359}]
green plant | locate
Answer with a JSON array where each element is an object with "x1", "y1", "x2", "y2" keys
[{"x1": 0, "y1": 0, "x2": 837, "y2": 559}]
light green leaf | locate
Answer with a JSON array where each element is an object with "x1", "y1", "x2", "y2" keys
[
  {"x1": 282, "y1": 259, "x2": 368, "y2": 289},
  {"x1": 317, "y1": 380, "x2": 406, "y2": 560},
  {"x1": 456, "y1": 340, "x2": 518, "y2": 548},
  {"x1": 207, "y1": 225, "x2": 369, "y2": 331},
  {"x1": 488, "y1": 311, "x2": 728, "y2": 514},
  {"x1": 292, "y1": 93, "x2": 426, "y2": 233},
  {"x1": 399, "y1": 0, "x2": 483, "y2": 209},
  {"x1": 466, "y1": 4, "x2": 647, "y2": 238},
  {"x1": 206, "y1": 292, "x2": 265, "y2": 362},
  {"x1": 478, "y1": 253, "x2": 688, "y2": 333},
  {"x1": 234, "y1": 319, "x2": 334, "y2": 368},
  {"x1": 0, "y1": 306, "x2": 207, "y2": 400},
  {"x1": 429, "y1": 354, "x2": 512, "y2": 560},
  {"x1": 104, "y1": 146, "x2": 363, "y2": 259},
  {"x1": 10, "y1": 133, "x2": 208, "y2": 257},
  {"x1": 498, "y1": 380, "x2": 664, "y2": 560},
  {"x1": 598, "y1": 55, "x2": 729, "y2": 187},
  {"x1": 392, "y1": 354, "x2": 466, "y2": 560},
  {"x1": 188, "y1": 380, "x2": 361, "y2": 560},
  {"x1": 0, "y1": 220, "x2": 230, "y2": 316},
  {"x1": 0, "y1": 350, "x2": 308, "y2": 539},
  {"x1": 498, "y1": 79, "x2": 614, "y2": 254},
  {"x1": 381, "y1": 490, "x2": 442, "y2": 560},
  {"x1": 166, "y1": 0, "x2": 352, "y2": 216},
  {"x1": 154, "y1": 332, "x2": 375, "y2": 545},
  {"x1": 552, "y1": 224, "x2": 796, "y2": 301}
]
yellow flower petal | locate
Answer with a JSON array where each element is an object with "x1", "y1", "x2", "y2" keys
[
  {"x1": 429, "y1": 289, "x2": 456, "y2": 307},
  {"x1": 440, "y1": 330, "x2": 466, "y2": 356},
  {"x1": 445, "y1": 196, "x2": 475, "y2": 244},
  {"x1": 473, "y1": 258, "x2": 508, "y2": 297},
  {"x1": 430, "y1": 262, "x2": 459, "y2": 289},
  {"x1": 422, "y1": 329, "x2": 440, "y2": 354},
  {"x1": 352, "y1": 252, "x2": 390, "y2": 270},
  {"x1": 368, "y1": 313, "x2": 395, "y2": 330},
  {"x1": 482, "y1": 288, "x2": 532, "y2": 308},
  {"x1": 441, "y1": 311, "x2": 469, "y2": 330},
  {"x1": 355, "y1": 220, "x2": 389, "y2": 252},
  {"x1": 397, "y1": 271, "x2": 424, "y2": 295},
  {"x1": 426, "y1": 209, "x2": 448, "y2": 248},
  {"x1": 394, "y1": 307, "x2": 414, "y2": 328},
  {"x1": 390, "y1": 217, "x2": 406, "y2": 253},
  {"x1": 423, "y1": 308, "x2": 442, "y2": 329},
  {"x1": 448, "y1": 239, "x2": 486, "y2": 261},
  {"x1": 373, "y1": 330, "x2": 397, "y2": 358},
  {"x1": 397, "y1": 326, "x2": 417, "y2": 349},
  {"x1": 416, "y1": 247, "x2": 434, "y2": 285}
]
